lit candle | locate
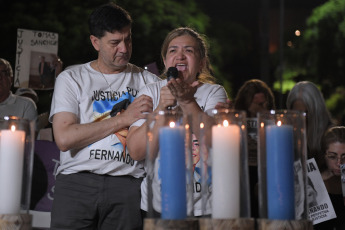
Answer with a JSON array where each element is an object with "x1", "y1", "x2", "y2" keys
[
  {"x1": 0, "y1": 125, "x2": 25, "y2": 214},
  {"x1": 159, "y1": 121, "x2": 186, "y2": 219},
  {"x1": 212, "y1": 120, "x2": 240, "y2": 218},
  {"x1": 266, "y1": 121, "x2": 295, "y2": 219}
]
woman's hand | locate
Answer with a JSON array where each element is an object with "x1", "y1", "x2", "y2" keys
[
  {"x1": 167, "y1": 78, "x2": 199, "y2": 106},
  {"x1": 156, "y1": 86, "x2": 176, "y2": 111},
  {"x1": 215, "y1": 99, "x2": 233, "y2": 110}
]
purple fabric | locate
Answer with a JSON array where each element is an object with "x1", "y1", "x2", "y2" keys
[{"x1": 32, "y1": 140, "x2": 60, "y2": 211}]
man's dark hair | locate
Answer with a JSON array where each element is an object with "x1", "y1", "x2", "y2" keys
[{"x1": 88, "y1": 2, "x2": 132, "y2": 38}]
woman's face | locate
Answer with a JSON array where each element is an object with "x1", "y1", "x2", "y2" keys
[
  {"x1": 192, "y1": 139, "x2": 200, "y2": 168},
  {"x1": 292, "y1": 99, "x2": 307, "y2": 113},
  {"x1": 248, "y1": 92, "x2": 268, "y2": 117},
  {"x1": 325, "y1": 142, "x2": 345, "y2": 176},
  {"x1": 292, "y1": 99, "x2": 308, "y2": 128},
  {"x1": 163, "y1": 35, "x2": 204, "y2": 84}
]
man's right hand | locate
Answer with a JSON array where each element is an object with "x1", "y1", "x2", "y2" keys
[{"x1": 118, "y1": 94, "x2": 153, "y2": 126}]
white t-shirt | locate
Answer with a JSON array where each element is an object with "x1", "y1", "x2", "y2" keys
[
  {"x1": 49, "y1": 62, "x2": 161, "y2": 178},
  {"x1": 131, "y1": 79, "x2": 228, "y2": 216},
  {"x1": 0, "y1": 92, "x2": 37, "y2": 122}
]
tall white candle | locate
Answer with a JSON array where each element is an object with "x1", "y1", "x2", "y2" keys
[
  {"x1": 212, "y1": 121, "x2": 241, "y2": 219},
  {"x1": 0, "y1": 125, "x2": 25, "y2": 214}
]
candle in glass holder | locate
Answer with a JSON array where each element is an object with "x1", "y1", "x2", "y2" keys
[
  {"x1": 0, "y1": 125, "x2": 25, "y2": 214},
  {"x1": 266, "y1": 121, "x2": 295, "y2": 219},
  {"x1": 159, "y1": 121, "x2": 186, "y2": 219},
  {"x1": 212, "y1": 120, "x2": 240, "y2": 219}
]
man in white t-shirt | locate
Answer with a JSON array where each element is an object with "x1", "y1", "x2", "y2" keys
[{"x1": 49, "y1": 3, "x2": 160, "y2": 229}]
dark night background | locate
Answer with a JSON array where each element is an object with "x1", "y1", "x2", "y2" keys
[{"x1": 1, "y1": 0, "x2": 344, "y2": 122}]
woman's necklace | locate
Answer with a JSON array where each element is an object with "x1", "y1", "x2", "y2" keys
[{"x1": 97, "y1": 61, "x2": 114, "y2": 100}]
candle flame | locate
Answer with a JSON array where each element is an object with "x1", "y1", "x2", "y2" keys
[
  {"x1": 185, "y1": 124, "x2": 190, "y2": 130},
  {"x1": 200, "y1": 122, "x2": 204, "y2": 129},
  {"x1": 277, "y1": 120, "x2": 282, "y2": 126},
  {"x1": 223, "y1": 120, "x2": 229, "y2": 127},
  {"x1": 147, "y1": 132, "x2": 153, "y2": 142},
  {"x1": 169, "y1": 121, "x2": 176, "y2": 128},
  {"x1": 11, "y1": 125, "x2": 16, "y2": 132},
  {"x1": 260, "y1": 122, "x2": 264, "y2": 128}
]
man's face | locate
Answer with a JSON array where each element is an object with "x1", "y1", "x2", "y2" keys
[
  {"x1": 92, "y1": 26, "x2": 132, "y2": 73},
  {"x1": 0, "y1": 64, "x2": 12, "y2": 99}
]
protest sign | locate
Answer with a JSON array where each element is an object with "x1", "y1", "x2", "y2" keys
[
  {"x1": 307, "y1": 158, "x2": 336, "y2": 224},
  {"x1": 15, "y1": 28, "x2": 58, "y2": 90}
]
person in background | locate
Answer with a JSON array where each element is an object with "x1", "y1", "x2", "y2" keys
[
  {"x1": 0, "y1": 58, "x2": 37, "y2": 122},
  {"x1": 233, "y1": 78, "x2": 275, "y2": 218},
  {"x1": 49, "y1": 3, "x2": 160, "y2": 229},
  {"x1": 286, "y1": 81, "x2": 335, "y2": 170},
  {"x1": 15, "y1": 87, "x2": 53, "y2": 140},
  {"x1": 15, "y1": 87, "x2": 39, "y2": 104},
  {"x1": 50, "y1": 54, "x2": 63, "y2": 79},
  {"x1": 127, "y1": 27, "x2": 228, "y2": 217},
  {"x1": 313, "y1": 126, "x2": 345, "y2": 230},
  {"x1": 234, "y1": 79, "x2": 275, "y2": 118}
]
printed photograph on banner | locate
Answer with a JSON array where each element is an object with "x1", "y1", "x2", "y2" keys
[
  {"x1": 307, "y1": 158, "x2": 336, "y2": 225},
  {"x1": 341, "y1": 164, "x2": 345, "y2": 206},
  {"x1": 15, "y1": 28, "x2": 58, "y2": 90},
  {"x1": 294, "y1": 160, "x2": 306, "y2": 219},
  {"x1": 29, "y1": 51, "x2": 60, "y2": 89}
]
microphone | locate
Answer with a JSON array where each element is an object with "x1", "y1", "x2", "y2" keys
[
  {"x1": 167, "y1": 67, "x2": 178, "y2": 110},
  {"x1": 167, "y1": 67, "x2": 178, "y2": 81}
]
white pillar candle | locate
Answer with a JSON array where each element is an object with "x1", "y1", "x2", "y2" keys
[
  {"x1": 212, "y1": 121, "x2": 240, "y2": 219},
  {"x1": 0, "y1": 125, "x2": 25, "y2": 214}
]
